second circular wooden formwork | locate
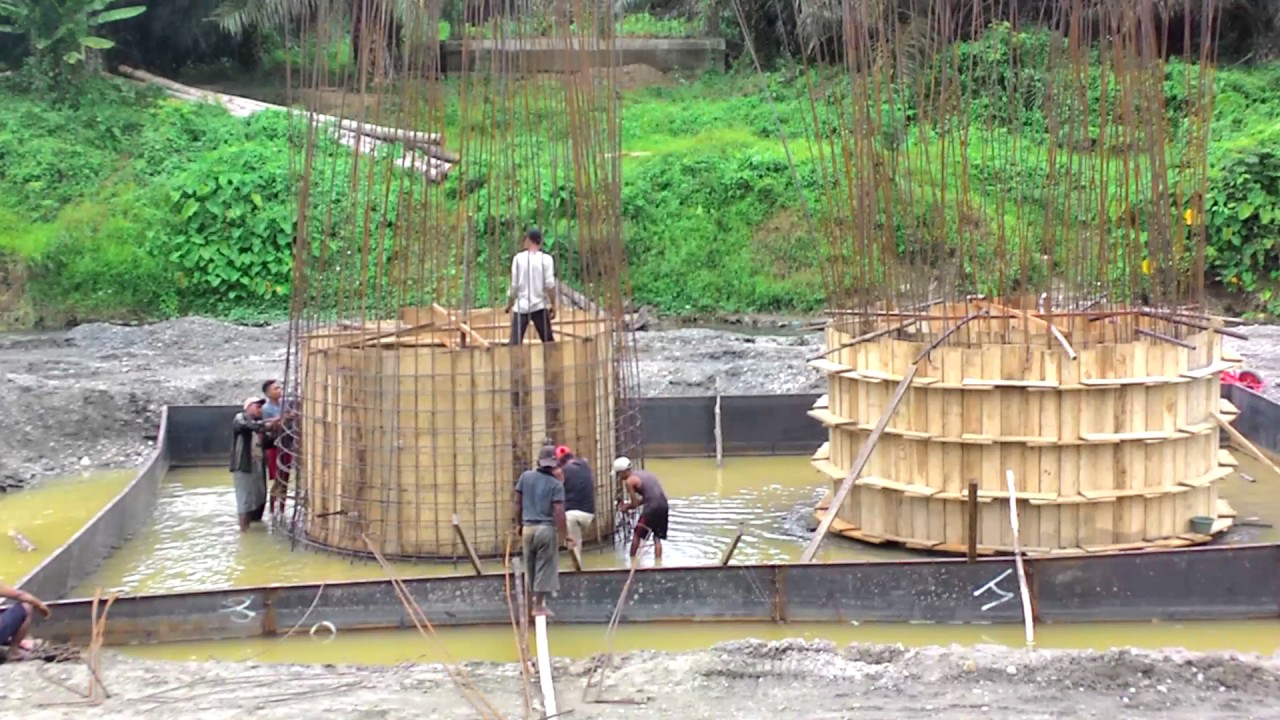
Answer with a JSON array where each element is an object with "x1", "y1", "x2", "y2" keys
[
  {"x1": 809, "y1": 302, "x2": 1243, "y2": 555},
  {"x1": 296, "y1": 306, "x2": 625, "y2": 559}
]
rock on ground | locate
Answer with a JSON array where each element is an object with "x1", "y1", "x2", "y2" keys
[
  {"x1": 4, "y1": 640, "x2": 1280, "y2": 719},
  {"x1": 0, "y1": 316, "x2": 1275, "y2": 488}
]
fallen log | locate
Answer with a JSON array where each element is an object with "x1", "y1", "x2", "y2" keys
[
  {"x1": 115, "y1": 65, "x2": 454, "y2": 181},
  {"x1": 117, "y1": 65, "x2": 444, "y2": 146}
]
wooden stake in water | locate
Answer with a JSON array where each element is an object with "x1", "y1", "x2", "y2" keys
[
  {"x1": 1005, "y1": 469, "x2": 1036, "y2": 649},
  {"x1": 714, "y1": 377, "x2": 723, "y2": 468}
]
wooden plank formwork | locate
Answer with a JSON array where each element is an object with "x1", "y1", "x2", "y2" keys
[
  {"x1": 810, "y1": 303, "x2": 1238, "y2": 554},
  {"x1": 298, "y1": 308, "x2": 621, "y2": 558}
]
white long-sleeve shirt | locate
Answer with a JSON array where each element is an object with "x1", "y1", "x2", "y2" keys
[{"x1": 508, "y1": 249, "x2": 556, "y2": 314}]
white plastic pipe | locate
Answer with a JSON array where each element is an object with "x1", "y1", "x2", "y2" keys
[
  {"x1": 1005, "y1": 469, "x2": 1036, "y2": 648},
  {"x1": 535, "y1": 614, "x2": 558, "y2": 717}
]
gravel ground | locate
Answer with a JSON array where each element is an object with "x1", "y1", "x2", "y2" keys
[
  {"x1": 0, "y1": 316, "x2": 1275, "y2": 488},
  {"x1": 0, "y1": 318, "x2": 823, "y2": 488},
  {"x1": 4, "y1": 640, "x2": 1280, "y2": 719}
]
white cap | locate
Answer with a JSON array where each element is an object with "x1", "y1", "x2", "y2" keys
[
  {"x1": 243, "y1": 396, "x2": 265, "y2": 410},
  {"x1": 612, "y1": 456, "x2": 632, "y2": 473}
]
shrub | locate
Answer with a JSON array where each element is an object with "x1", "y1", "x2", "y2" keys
[
  {"x1": 1204, "y1": 121, "x2": 1280, "y2": 314},
  {"x1": 162, "y1": 137, "x2": 295, "y2": 312}
]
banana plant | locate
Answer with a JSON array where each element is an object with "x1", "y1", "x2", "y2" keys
[{"x1": 0, "y1": 0, "x2": 147, "y2": 66}]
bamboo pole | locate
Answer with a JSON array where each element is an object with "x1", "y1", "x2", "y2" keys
[
  {"x1": 966, "y1": 479, "x2": 979, "y2": 562},
  {"x1": 451, "y1": 514, "x2": 484, "y2": 575},
  {"x1": 1005, "y1": 470, "x2": 1036, "y2": 649},
  {"x1": 1215, "y1": 413, "x2": 1280, "y2": 477},
  {"x1": 714, "y1": 377, "x2": 723, "y2": 469},
  {"x1": 802, "y1": 361, "x2": 921, "y2": 562},
  {"x1": 720, "y1": 524, "x2": 744, "y2": 566}
]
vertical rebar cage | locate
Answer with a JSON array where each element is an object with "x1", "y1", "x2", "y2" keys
[
  {"x1": 281, "y1": 0, "x2": 640, "y2": 559},
  {"x1": 798, "y1": 2, "x2": 1235, "y2": 553}
]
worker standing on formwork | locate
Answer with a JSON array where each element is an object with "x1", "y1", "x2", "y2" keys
[
  {"x1": 514, "y1": 445, "x2": 572, "y2": 617},
  {"x1": 504, "y1": 227, "x2": 557, "y2": 345},
  {"x1": 614, "y1": 457, "x2": 669, "y2": 563}
]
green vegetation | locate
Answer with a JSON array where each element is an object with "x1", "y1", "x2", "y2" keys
[
  {"x1": 0, "y1": 0, "x2": 146, "y2": 71},
  {"x1": 2, "y1": 26, "x2": 1280, "y2": 326}
]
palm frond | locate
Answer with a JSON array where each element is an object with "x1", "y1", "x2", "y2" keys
[{"x1": 208, "y1": 0, "x2": 318, "y2": 38}]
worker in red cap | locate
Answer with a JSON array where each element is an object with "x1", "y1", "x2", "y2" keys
[{"x1": 555, "y1": 445, "x2": 595, "y2": 558}]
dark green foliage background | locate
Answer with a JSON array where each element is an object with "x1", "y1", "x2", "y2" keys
[{"x1": 2, "y1": 29, "x2": 1280, "y2": 325}]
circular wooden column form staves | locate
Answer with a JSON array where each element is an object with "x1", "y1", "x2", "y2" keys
[
  {"x1": 810, "y1": 300, "x2": 1243, "y2": 556},
  {"x1": 297, "y1": 306, "x2": 625, "y2": 559}
]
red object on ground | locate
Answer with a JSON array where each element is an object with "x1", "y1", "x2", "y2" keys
[{"x1": 1221, "y1": 369, "x2": 1265, "y2": 392}]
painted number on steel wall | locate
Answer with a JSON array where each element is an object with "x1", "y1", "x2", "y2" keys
[
  {"x1": 220, "y1": 596, "x2": 257, "y2": 623},
  {"x1": 973, "y1": 569, "x2": 1015, "y2": 612}
]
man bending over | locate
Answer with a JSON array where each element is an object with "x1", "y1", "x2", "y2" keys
[{"x1": 614, "y1": 456, "x2": 669, "y2": 562}]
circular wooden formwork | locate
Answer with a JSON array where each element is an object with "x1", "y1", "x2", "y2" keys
[
  {"x1": 297, "y1": 306, "x2": 623, "y2": 559},
  {"x1": 809, "y1": 301, "x2": 1243, "y2": 556}
]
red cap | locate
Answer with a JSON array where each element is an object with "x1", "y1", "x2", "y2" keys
[{"x1": 554, "y1": 445, "x2": 572, "y2": 460}]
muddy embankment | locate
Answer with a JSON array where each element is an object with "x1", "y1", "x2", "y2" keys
[
  {"x1": 0, "y1": 317, "x2": 1276, "y2": 489},
  {"x1": 2, "y1": 640, "x2": 1280, "y2": 718}
]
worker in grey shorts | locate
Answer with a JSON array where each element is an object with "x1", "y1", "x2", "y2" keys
[{"x1": 513, "y1": 445, "x2": 571, "y2": 617}]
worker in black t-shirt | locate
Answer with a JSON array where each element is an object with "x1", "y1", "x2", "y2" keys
[{"x1": 555, "y1": 445, "x2": 595, "y2": 555}]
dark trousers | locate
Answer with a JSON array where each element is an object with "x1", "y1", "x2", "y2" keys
[{"x1": 510, "y1": 308, "x2": 554, "y2": 345}]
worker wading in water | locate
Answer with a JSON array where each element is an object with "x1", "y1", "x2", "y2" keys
[
  {"x1": 230, "y1": 397, "x2": 279, "y2": 532},
  {"x1": 514, "y1": 445, "x2": 572, "y2": 617},
  {"x1": 614, "y1": 457, "x2": 669, "y2": 562},
  {"x1": 555, "y1": 444, "x2": 595, "y2": 557}
]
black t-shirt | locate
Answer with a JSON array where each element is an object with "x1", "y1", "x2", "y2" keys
[{"x1": 561, "y1": 458, "x2": 595, "y2": 514}]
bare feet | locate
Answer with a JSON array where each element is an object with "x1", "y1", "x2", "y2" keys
[{"x1": 9, "y1": 638, "x2": 45, "y2": 662}]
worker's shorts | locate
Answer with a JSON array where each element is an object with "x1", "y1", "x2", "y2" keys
[
  {"x1": 635, "y1": 505, "x2": 669, "y2": 541},
  {"x1": 522, "y1": 524, "x2": 559, "y2": 595},
  {"x1": 565, "y1": 510, "x2": 594, "y2": 548},
  {"x1": 0, "y1": 603, "x2": 28, "y2": 646}
]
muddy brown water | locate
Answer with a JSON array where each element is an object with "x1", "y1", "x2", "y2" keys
[{"x1": 2, "y1": 456, "x2": 1276, "y2": 662}]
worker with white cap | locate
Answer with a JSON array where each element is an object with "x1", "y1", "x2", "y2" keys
[
  {"x1": 230, "y1": 396, "x2": 271, "y2": 533},
  {"x1": 614, "y1": 456, "x2": 668, "y2": 562}
]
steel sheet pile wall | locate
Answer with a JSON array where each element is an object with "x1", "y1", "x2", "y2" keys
[
  {"x1": 1034, "y1": 543, "x2": 1280, "y2": 621},
  {"x1": 165, "y1": 405, "x2": 237, "y2": 465},
  {"x1": 1223, "y1": 385, "x2": 1280, "y2": 456},
  {"x1": 162, "y1": 397, "x2": 831, "y2": 465},
  {"x1": 38, "y1": 545, "x2": 1280, "y2": 646},
  {"x1": 17, "y1": 409, "x2": 171, "y2": 603}
]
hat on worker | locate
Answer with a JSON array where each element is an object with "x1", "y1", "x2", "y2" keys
[
  {"x1": 537, "y1": 445, "x2": 558, "y2": 469},
  {"x1": 555, "y1": 445, "x2": 572, "y2": 460},
  {"x1": 612, "y1": 456, "x2": 632, "y2": 473},
  {"x1": 243, "y1": 396, "x2": 265, "y2": 410}
]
